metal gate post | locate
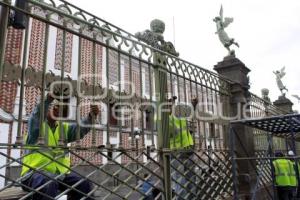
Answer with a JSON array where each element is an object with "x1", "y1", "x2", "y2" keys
[
  {"x1": 267, "y1": 134, "x2": 276, "y2": 200},
  {"x1": 229, "y1": 126, "x2": 238, "y2": 200},
  {"x1": 290, "y1": 128, "x2": 300, "y2": 198},
  {"x1": 153, "y1": 51, "x2": 172, "y2": 200},
  {"x1": 0, "y1": 0, "x2": 10, "y2": 84}
]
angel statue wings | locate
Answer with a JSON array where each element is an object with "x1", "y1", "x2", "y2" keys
[
  {"x1": 214, "y1": 5, "x2": 239, "y2": 55},
  {"x1": 292, "y1": 94, "x2": 300, "y2": 103},
  {"x1": 273, "y1": 66, "x2": 288, "y2": 95}
]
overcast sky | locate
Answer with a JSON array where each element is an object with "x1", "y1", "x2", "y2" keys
[{"x1": 74, "y1": 0, "x2": 300, "y2": 112}]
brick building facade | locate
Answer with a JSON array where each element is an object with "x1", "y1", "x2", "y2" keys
[{"x1": 0, "y1": 12, "x2": 155, "y2": 169}]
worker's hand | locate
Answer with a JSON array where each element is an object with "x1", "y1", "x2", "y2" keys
[
  {"x1": 191, "y1": 96, "x2": 198, "y2": 108},
  {"x1": 47, "y1": 92, "x2": 55, "y2": 101},
  {"x1": 89, "y1": 105, "x2": 100, "y2": 117}
]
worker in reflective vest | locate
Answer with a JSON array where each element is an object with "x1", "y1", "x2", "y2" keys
[
  {"x1": 169, "y1": 114, "x2": 194, "y2": 149},
  {"x1": 287, "y1": 150, "x2": 300, "y2": 198},
  {"x1": 167, "y1": 96, "x2": 194, "y2": 149},
  {"x1": 165, "y1": 95, "x2": 194, "y2": 200},
  {"x1": 273, "y1": 151, "x2": 297, "y2": 200},
  {"x1": 21, "y1": 94, "x2": 99, "y2": 200}
]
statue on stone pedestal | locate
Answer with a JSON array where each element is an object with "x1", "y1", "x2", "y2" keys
[
  {"x1": 135, "y1": 19, "x2": 179, "y2": 57},
  {"x1": 213, "y1": 5, "x2": 239, "y2": 55},
  {"x1": 261, "y1": 88, "x2": 271, "y2": 103},
  {"x1": 273, "y1": 66, "x2": 288, "y2": 96}
]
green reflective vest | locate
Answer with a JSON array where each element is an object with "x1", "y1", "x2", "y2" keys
[
  {"x1": 169, "y1": 115, "x2": 194, "y2": 149},
  {"x1": 273, "y1": 159, "x2": 297, "y2": 186},
  {"x1": 21, "y1": 122, "x2": 70, "y2": 176}
]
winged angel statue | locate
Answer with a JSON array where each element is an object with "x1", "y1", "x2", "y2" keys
[
  {"x1": 214, "y1": 6, "x2": 239, "y2": 55},
  {"x1": 273, "y1": 66, "x2": 288, "y2": 95}
]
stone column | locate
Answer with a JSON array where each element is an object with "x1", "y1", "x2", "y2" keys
[
  {"x1": 214, "y1": 55, "x2": 257, "y2": 199},
  {"x1": 274, "y1": 95, "x2": 295, "y2": 153},
  {"x1": 273, "y1": 95, "x2": 294, "y2": 114}
]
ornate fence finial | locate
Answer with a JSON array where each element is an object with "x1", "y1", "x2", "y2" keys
[
  {"x1": 261, "y1": 88, "x2": 271, "y2": 103},
  {"x1": 273, "y1": 66, "x2": 288, "y2": 96},
  {"x1": 213, "y1": 5, "x2": 239, "y2": 56},
  {"x1": 135, "y1": 19, "x2": 179, "y2": 57}
]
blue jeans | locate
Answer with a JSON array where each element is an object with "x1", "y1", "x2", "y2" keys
[
  {"x1": 22, "y1": 172, "x2": 93, "y2": 200},
  {"x1": 276, "y1": 186, "x2": 295, "y2": 200}
]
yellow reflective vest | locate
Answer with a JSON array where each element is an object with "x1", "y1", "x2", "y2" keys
[
  {"x1": 169, "y1": 115, "x2": 194, "y2": 149},
  {"x1": 21, "y1": 122, "x2": 70, "y2": 176},
  {"x1": 273, "y1": 159, "x2": 297, "y2": 186}
]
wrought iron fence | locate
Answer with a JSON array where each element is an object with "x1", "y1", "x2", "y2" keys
[
  {"x1": 249, "y1": 92, "x2": 287, "y2": 151},
  {"x1": 0, "y1": 0, "x2": 234, "y2": 199}
]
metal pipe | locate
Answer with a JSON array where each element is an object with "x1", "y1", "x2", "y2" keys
[
  {"x1": 15, "y1": 14, "x2": 30, "y2": 144},
  {"x1": 117, "y1": 44, "x2": 122, "y2": 147},
  {"x1": 58, "y1": 27, "x2": 66, "y2": 145},
  {"x1": 0, "y1": 0, "x2": 10, "y2": 84},
  {"x1": 129, "y1": 54, "x2": 134, "y2": 146},
  {"x1": 147, "y1": 63, "x2": 154, "y2": 147},
  {"x1": 267, "y1": 133, "x2": 276, "y2": 200},
  {"x1": 105, "y1": 42, "x2": 110, "y2": 146},
  {"x1": 75, "y1": 35, "x2": 82, "y2": 145},
  {"x1": 91, "y1": 37, "x2": 96, "y2": 146},
  {"x1": 229, "y1": 126, "x2": 238, "y2": 200},
  {"x1": 37, "y1": 22, "x2": 50, "y2": 145},
  {"x1": 153, "y1": 52, "x2": 171, "y2": 200},
  {"x1": 138, "y1": 58, "x2": 145, "y2": 148},
  {"x1": 168, "y1": 70, "x2": 176, "y2": 148}
]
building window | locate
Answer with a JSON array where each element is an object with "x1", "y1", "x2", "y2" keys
[
  {"x1": 146, "y1": 134, "x2": 152, "y2": 140},
  {"x1": 109, "y1": 103, "x2": 118, "y2": 126},
  {"x1": 145, "y1": 110, "x2": 153, "y2": 130}
]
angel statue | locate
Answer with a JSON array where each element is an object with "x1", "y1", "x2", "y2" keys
[
  {"x1": 273, "y1": 66, "x2": 288, "y2": 95},
  {"x1": 213, "y1": 5, "x2": 239, "y2": 55}
]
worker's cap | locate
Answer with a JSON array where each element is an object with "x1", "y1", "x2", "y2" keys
[
  {"x1": 166, "y1": 93, "x2": 177, "y2": 102},
  {"x1": 274, "y1": 151, "x2": 284, "y2": 157},
  {"x1": 288, "y1": 150, "x2": 295, "y2": 156}
]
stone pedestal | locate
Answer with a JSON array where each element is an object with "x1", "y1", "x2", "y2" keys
[
  {"x1": 214, "y1": 55, "x2": 257, "y2": 199},
  {"x1": 274, "y1": 95, "x2": 294, "y2": 151},
  {"x1": 273, "y1": 95, "x2": 294, "y2": 114}
]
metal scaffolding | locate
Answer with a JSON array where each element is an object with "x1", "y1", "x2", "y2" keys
[{"x1": 230, "y1": 114, "x2": 300, "y2": 200}]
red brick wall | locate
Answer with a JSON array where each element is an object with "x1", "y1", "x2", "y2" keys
[
  {"x1": 71, "y1": 130, "x2": 103, "y2": 165},
  {"x1": 27, "y1": 19, "x2": 45, "y2": 71},
  {"x1": 22, "y1": 18, "x2": 46, "y2": 147},
  {"x1": 80, "y1": 38, "x2": 102, "y2": 84},
  {"x1": 72, "y1": 39, "x2": 103, "y2": 165},
  {"x1": 54, "y1": 29, "x2": 73, "y2": 73},
  {"x1": 120, "y1": 57, "x2": 143, "y2": 163},
  {"x1": 25, "y1": 18, "x2": 46, "y2": 117},
  {"x1": 0, "y1": 27, "x2": 23, "y2": 153},
  {"x1": 121, "y1": 133, "x2": 143, "y2": 163},
  {"x1": 0, "y1": 27, "x2": 23, "y2": 113}
]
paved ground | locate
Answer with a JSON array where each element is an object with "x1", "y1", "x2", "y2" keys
[{"x1": 93, "y1": 186, "x2": 142, "y2": 200}]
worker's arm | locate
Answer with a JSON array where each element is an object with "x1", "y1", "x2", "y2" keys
[
  {"x1": 67, "y1": 105, "x2": 100, "y2": 143},
  {"x1": 26, "y1": 94, "x2": 54, "y2": 145}
]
